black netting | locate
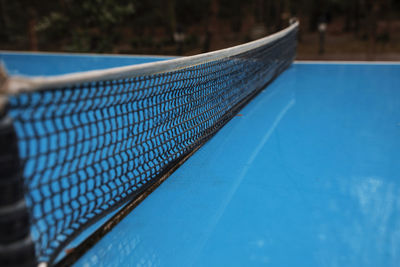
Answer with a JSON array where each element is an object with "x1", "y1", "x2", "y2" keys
[{"x1": 6, "y1": 28, "x2": 296, "y2": 263}]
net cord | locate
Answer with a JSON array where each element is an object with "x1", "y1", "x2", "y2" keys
[{"x1": 2, "y1": 22, "x2": 298, "y2": 95}]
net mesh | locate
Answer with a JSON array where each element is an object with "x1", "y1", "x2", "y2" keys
[{"x1": 6, "y1": 26, "x2": 297, "y2": 263}]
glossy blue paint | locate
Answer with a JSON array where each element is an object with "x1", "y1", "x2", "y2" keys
[
  {"x1": 74, "y1": 62, "x2": 400, "y2": 267},
  {"x1": 0, "y1": 51, "x2": 171, "y2": 76}
]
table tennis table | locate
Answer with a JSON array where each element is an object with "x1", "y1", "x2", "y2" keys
[{"x1": 1, "y1": 52, "x2": 399, "y2": 267}]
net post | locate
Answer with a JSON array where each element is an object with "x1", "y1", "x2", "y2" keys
[{"x1": 0, "y1": 98, "x2": 37, "y2": 266}]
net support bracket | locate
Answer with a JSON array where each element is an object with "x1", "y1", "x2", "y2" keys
[{"x1": 0, "y1": 110, "x2": 37, "y2": 267}]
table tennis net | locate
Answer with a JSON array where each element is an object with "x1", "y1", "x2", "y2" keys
[{"x1": 0, "y1": 22, "x2": 298, "y2": 265}]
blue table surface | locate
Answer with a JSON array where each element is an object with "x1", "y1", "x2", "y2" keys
[
  {"x1": 76, "y1": 62, "x2": 400, "y2": 267},
  {"x1": 2, "y1": 52, "x2": 400, "y2": 266},
  {"x1": 0, "y1": 51, "x2": 172, "y2": 76}
]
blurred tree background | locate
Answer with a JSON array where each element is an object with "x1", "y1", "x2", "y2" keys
[{"x1": 0, "y1": 0, "x2": 399, "y2": 59}]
